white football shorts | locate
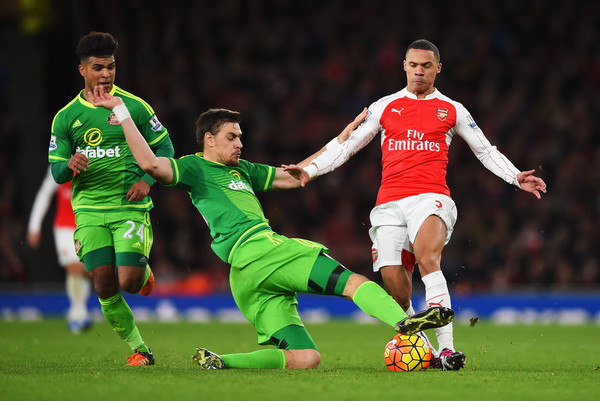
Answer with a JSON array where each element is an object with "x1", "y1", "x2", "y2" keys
[
  {"x1": 53, "y1": 227, "x2": 80, "y2": 266},
  {"x1": 368, "y1": 193, "x2": 457, "y2": 272}
]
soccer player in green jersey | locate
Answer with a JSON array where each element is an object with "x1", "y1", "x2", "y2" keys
[
  {"x1": 88, "y1": 86, "x2": 453, "y2": 369},
  {"x1": 48, "y1": 32, "x2": 174, "y2": 366}
]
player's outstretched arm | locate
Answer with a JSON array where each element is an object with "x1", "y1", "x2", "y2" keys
[
  {"x1": 27, "y1": 168, "x2": 58, "y2": 248},
  {"x1": 87, "y1": 86, "x2": 174, "y2": 185},
  {"x1": 517, "y1": 169, "x2": 547, "y2": 199},
  {"x1": 273, "y1": 164, "x2": 309, "y2": 189}
]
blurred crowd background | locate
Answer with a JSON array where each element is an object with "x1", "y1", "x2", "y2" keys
[{"x1": 1, "y1": 0, "x2": 598, "y2": 296}]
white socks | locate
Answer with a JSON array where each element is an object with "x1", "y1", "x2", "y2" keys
[
  {"x1": 66, "y1": 275, "x2": 91, "y2": 323},
  {"x1": 422, "y1": 270, "x2": 454, "y2": 351}
]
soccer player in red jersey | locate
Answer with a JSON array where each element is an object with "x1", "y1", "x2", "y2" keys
[
  {"x1": 295, "y1": 39, "x2": 547, "y2": 370},
  {"x1": 28, "y1": 166, "x2": 92, "y2": 333}
]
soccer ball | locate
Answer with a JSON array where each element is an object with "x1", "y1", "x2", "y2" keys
[{"x1": 384, "y1": 333, "x2": 432, "y2": 372}]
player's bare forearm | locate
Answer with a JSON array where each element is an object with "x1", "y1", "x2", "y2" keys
[
  {"x1": 120, "y1": 118, "x2": 174, "y2": 184},
  {"x1": 272, "y1": 165, "x2": 307, "y2": 189},
  {"x1": 87, "y1": 86, "x2": 174, "y2": 185},
  {"x1": 119, "y1": 118, "x2": 173, "y2": 184}
]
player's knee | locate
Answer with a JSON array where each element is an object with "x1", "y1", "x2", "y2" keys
[
  {"x1": 306, "y1": 349, "x2": 321, "y2": 369},
  {"x1": 119, "y1": 273, "x2": 144, "y2": 293},
  {"x1": 415, "y1": 254, "x2": 441, "y2": 274},
  {"x1": 286, "y1": 349, "x2": 321, "y2": 369},
  {"x1": 89, "y1": 266, "x2": 118, "y2": 298},
  {"x1": 300, "y1": 349, "x2": 320, "y2": 369},
  {"x1": 93, "y1": 281, "x2": 119, "y2": 299},
  {"x1": 120, "y1": 279, "x2": 141, "y2": 293},
  {"x1": 342, "y1": 273, "x2": 369, "y2": 299}
]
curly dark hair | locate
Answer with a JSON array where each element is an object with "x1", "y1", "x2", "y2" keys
[{"x1": 75, "y1": 31, "x2": 119, "y2": 62}]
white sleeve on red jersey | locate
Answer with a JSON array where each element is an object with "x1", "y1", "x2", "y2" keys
[
  {"x1": 452, "y1": 103, "x2": 521, "y2": 187},
  {"x1": 305, "y1": 103, "x2": 382, "y2": 178},
  {"x1": 27, "y1": 166, "x2": 59, "y2": 233}
]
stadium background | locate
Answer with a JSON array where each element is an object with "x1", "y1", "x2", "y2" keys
[{"x1": 0, "y1": 0, "x2": 598, "y2": 321}]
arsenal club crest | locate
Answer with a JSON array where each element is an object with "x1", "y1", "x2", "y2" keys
[{"x1": 436, "y1": 108, "x2": 448, "y2": 121}]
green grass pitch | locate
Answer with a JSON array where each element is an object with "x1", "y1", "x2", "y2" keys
[{"x1": 1, "y1": 320, "x2": 598, "y2": 401}]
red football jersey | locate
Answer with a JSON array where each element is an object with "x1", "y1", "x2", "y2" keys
[
  {"x1": 308, "y1": 88, "x2": 520, "y2": 207},
  {"x1": 376, "y1": 94, "x2": 455, "y2": 204}
]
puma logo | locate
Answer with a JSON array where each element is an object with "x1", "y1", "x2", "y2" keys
[{"x1": 391, "y1": 108, "x2": 404, "y2": 117}]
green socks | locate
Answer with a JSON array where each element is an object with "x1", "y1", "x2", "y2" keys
[
  {"x1": 352, "y1": 281, "x2": 407, "y2": 328},
  {"x1": 99, "y1": 292, "x2": 148, "y2": 353},
  {"x1": 222, "y1": 349, "x2": 286, "y2": 369},
  {"x1": 205, "y1": 282, "x2": 407, "y2": 369}
]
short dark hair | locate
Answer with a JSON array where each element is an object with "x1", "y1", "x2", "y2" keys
[
  {"x1": 406, "y1": 39, "x2": 440, "y2": 63},
  {"x1": 76, "y1": 32, "x2": 119, "y2": 62},
  {"x1": 195, "y1": 108, "x2": 242, "y2": 150}
]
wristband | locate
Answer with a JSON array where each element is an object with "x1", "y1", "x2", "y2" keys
[
  {"x1": 305, "y1": 137, "x2": 344, "y2": 179},
  {"x1": 113, "y1": 103, "x2": 131, "y2": 122},
  {"x1": 304, "y1": 164, "x2": 319, "y2": 179}
]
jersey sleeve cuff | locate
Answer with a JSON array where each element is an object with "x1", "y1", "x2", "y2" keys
[
  {"x1": 50, "y1": 161, "x2": 73, "y2": 184},
  {"x1": 141, "y1": 173, "x2": 156, "y2": 186}
]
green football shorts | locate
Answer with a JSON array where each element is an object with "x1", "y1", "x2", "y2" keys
[
  {"x1": 230, "y1": 230, "x2": 352, "y2": 348},
  {"x1": 74, "y1": 211, "x2": 153, "y2": 272}
]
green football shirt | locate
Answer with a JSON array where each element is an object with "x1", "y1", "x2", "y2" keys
[
  {"x1": 48, "y1": 85, "x2": 170, "y2": 213},
  {"x1": 168, "y1": 154, "x2": 276, "y2": 263}
]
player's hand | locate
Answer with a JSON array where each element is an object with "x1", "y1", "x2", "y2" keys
[
  {"x1": 517, "y1": 169, "x2": 547, "y2": 199},
  {"x1": 87, "y1": 85, "x2": 124, "y2": 110},
  {"x1": 127, "y1": 180, "x2": 151, "y2": 202},
  {"x1": 336, "y1": 107, "x2": 368, "y2": 144},
  {"x1": 27, "y1": 232, "x2": 41, "y2": 249},
  {"x1": 282, "y1": 164, "x2": 310, "y2": 187},
  {"x1": 68, "y1": 152, "x2": 89, "y2": 174}
]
